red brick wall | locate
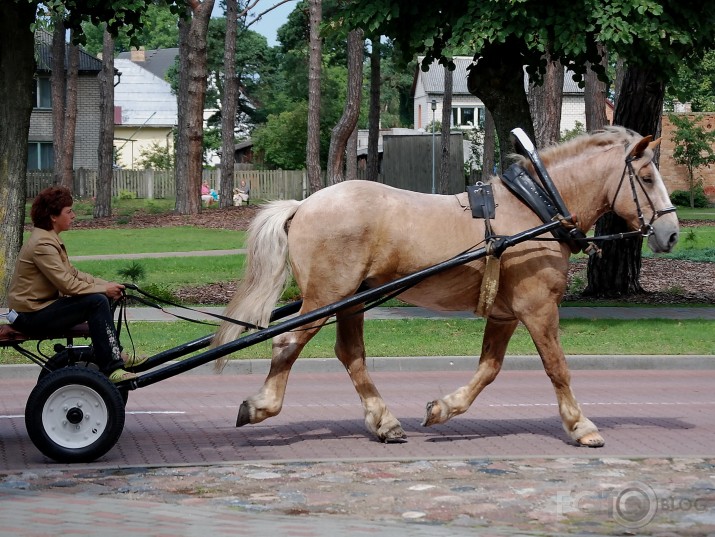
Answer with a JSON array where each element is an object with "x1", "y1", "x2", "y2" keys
[{"x1": 660, "y1": 113, "x2": 715, "y2": 203}]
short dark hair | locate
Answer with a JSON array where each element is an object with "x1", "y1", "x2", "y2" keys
[{"x1": 31, "y1": 186, "x2": 73, "y2": 230}]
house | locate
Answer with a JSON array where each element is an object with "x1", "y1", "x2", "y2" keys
[
  {"x1": 28, "y1": 30, "x2": 103, "y2": 170},
  {"x1": 113, "y1": 57, "x2": 178, "y2": 169},
  {"x1": 412, "y1": 56, "x2": 588, "y2": 135}
]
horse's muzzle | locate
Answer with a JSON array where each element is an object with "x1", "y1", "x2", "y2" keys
[{"x1": 647, "y1": 217, "x2": 680, "y2": 253}]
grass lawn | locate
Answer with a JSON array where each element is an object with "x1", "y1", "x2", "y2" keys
[
  {"x1": 74, "y1": 255, "x2": 247, "y2": 287},
  {"x1": 1, "y1": 318, "x2": 712, "y2": 364},
  {"x1": 27, "y1": 227, "x2": 247, "y2": 256}
]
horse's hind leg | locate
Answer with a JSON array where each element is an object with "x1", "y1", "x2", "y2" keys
[
  {"x1": 335, "y1": 310, "x2": 405, "y2": 443},
  {"x1": 423, "y1": 317, "x2": 518, "y2": 427},
  {"x1": 520, "y1": 305, "x2": 604, "y2": 447},
  {"x1": 236, "y1": 317, "x2": 327, "y2": 427}
]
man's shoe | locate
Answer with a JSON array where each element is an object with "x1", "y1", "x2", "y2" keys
[
  {"x1": 109, "y1": 369, "x2": 138, "y2": 383},
  {"x1": 123, "y1": 354, "x2": 149, "y2": 369}
]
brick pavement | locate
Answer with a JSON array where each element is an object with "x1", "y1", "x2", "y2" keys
[{"x1": 1, "y1": 369, "x2": 715, "y2": 535}]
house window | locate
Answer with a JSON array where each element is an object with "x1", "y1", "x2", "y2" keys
[
  {"x1": 452, "y1": 106, "x2": 486, "y2": 128},
  {"x1": 27, "y1": 142, "x2": 53, "y2": 170},
  {"x1": 33, "y1": 77, "x2": 52, "y2": 109}
]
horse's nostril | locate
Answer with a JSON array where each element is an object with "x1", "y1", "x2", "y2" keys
[{"x1": 669, "y1": 232, "x2": 679, "y2": 246}]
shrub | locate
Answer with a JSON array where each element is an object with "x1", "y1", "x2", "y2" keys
[{"x1": 670, "y1": 186, "x2": 709, "y2": 208}]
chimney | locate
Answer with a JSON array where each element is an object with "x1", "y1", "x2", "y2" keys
[{"x1": 130, "y1": 47, "x2": 146, "y2": 62}]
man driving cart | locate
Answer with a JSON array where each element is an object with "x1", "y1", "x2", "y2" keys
[{"x1": 6, "y1": 186, "x2": 143, "y2": 383}]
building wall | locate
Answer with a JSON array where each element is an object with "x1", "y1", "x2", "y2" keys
[
  {"x1": 560, "y1": 95, "x2": 586, "y2": 133},
  {"x1": 114, "y1": 126, "x2": 174, "y2": 169},
  {"x1": 659, "y1": 113, "x2": 715, "y2": 203},
  {"x1": 28, "y1": 76, "x2": 101, "y2": 169}
]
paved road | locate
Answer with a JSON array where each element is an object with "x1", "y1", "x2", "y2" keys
[{"x1": 1, "y1": 368, "x2": 714, "y2": 536}]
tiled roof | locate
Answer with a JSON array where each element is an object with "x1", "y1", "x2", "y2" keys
[
  {"x1": 416, "y1": 56, "x2": 585, "y2": 96},
  {"x1": 117, "y1": 48, "x2": 179, "y2": 81},
  {"x1": 34, "y1": 29, "x2": 102, "y2": 74},
  {"x1": 114, "y1": 59, "x2": 177, "y2": 127}
]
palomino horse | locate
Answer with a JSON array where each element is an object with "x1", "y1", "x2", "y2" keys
[{"x1": 214, "y1": 127, "x2": 679, "y2": 447}]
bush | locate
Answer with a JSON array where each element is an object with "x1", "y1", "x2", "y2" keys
[{"x1": 670, "y1": 186, "x2": 710, "y2": 208}]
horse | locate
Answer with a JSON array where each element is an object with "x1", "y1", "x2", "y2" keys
[{"x1": 213, "y1": 126, "x2": 679, "y2": 448}]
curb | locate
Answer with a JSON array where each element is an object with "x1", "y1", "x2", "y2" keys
[{"x1": 2, "y1": 355, "x2": 713, "y2": 379}]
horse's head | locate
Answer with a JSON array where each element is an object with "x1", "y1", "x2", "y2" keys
[{"x1": 611, "y1": 134, "x2": 679, "y2": 253}]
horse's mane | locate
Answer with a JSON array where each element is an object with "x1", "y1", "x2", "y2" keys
[{"x1": 512, "y1": 126, "x2": 640, "y2": 169}]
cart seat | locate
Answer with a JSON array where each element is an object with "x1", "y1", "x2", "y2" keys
[{"x1": 0, "y1": 323, "x2": 91, "y2": 345}]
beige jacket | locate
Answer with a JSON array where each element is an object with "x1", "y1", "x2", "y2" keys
[{"x1": 8, "y1": 228, "x2": 108, "y2": 312}]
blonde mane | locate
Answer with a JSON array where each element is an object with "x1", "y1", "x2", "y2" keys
[{"x1": 512, "y1": 126, "x2": 640, "y2": 170}]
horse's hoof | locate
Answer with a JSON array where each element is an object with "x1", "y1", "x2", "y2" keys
[
  {"x1": 421, "y1": 400, "x2": 441, "y2": 427},
  {"x1": 577, "y1": 431, "x2": 605, "y2": 448},
  {"x1": 236, "y1": 401, "x2": 251, "y2": 427},
  {"x1": 381, "y1": 426, "x2": 407, "y2": 444}
]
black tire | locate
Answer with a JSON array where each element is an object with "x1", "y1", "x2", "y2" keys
[
  {"x1": 25, "y1": 367, "x2": 126, "y2": 463},
  {"x1": 38, "y1": 349, "x2": 129, "y2": 405}
]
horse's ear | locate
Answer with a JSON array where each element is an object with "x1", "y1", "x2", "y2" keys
[
  {"x1": 648, "y1": 136, "x2": 663, "y2": 151},
  {"x1": 629, "y1": 135, "x2": 653, "y2": 159}
]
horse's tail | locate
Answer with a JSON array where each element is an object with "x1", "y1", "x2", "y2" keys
[{"x1": 213, "y1": 199, "x2": 302, "y2": 370}]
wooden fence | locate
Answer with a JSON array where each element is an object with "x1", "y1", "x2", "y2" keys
[{"x1": 26, "y1": 169, "x2": 309, "y2": 201}]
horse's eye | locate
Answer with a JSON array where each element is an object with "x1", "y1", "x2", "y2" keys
[{"x1": 641, "y1": 174, "x2": 653, "y2": 184}]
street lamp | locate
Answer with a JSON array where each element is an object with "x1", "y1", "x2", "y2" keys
[{"x1": 431, "y1": 99, "x2": 437, "y2": 194}]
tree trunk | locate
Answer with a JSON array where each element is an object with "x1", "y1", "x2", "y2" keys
[
  {"x1": 61, "y1": 37, "x2": 79, "y2": 190},
  {"x1": 467, "y1": 38, "x2": 534, "y2": 172},
  {"x1": 0, "y1": 3, "x2": 35, "y2": 305},
  {"x1": 175, "y1": 0, "x2": 214, "y2": 215},
  {"x1": 481, "y1": 108, "x2": 496, "y2": 180},
  {"x1": 438, "y1": 66, "x2": 452, "y2": 194},
  {"x1": 327, "y1": 28, "x2": 364, "y2": 185},
  {"x1": 584, "y1": 65, "x2": 665, "y2": 297},
  {"x1": 306, "y1": 0, "x2": 322, "y2": 193},
  {"x1": 527, "y1": 54, "x2": 563, "y2": 148},
  {"x1": 220, "y1": 0, "x2": 238, "y2": 208},
  {"x1": 52, "y1": 21, "x2": 66, "y2": 186},
  {"x1": 346, "y1": 127, "x2": 358, "y2": 181},
  {"x1": 95, "y1": 29, "x2": 115, "y2": 219},
  {"x1": 584, "y1": 43, "x2": 608, "y2": 132},
  {"x1": 367, "y1": 36, "x2": 381, "y2": 182}
]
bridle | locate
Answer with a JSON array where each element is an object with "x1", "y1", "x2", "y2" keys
[{"x1": 609, "y1": 152, "x2": 677, "y2": 239}]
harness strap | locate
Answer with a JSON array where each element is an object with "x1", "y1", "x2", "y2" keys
[
  {"x1": 499, "y1": 164, "x2": 589, "y2": 253},
  {"x1": 122, "y1": 284, "x2": 264, "y2": 330}
]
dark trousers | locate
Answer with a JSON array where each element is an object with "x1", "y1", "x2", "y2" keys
[{"x1": 13, "y1": 294, "x2": 124, "y2": 374}]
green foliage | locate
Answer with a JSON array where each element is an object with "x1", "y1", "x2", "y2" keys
[
  {"x1": 79, "y1": 3, "x2": 179, "y2": 56},
  {"x1": 670, "y1": 187, "x2": 710, "y2": 209},
  {"x1": 667, "y1": 50, "x2": 715, "y2": 112},
  {"x1": 669, "y1": 114, "x2": 715, "y2": 208},
  {"x1": 141, "y1": 283, "x2": 179, "y2": 304},
  {"x1": 252, "y1": 103, "x2": 310, "y2": 169},
  {"x1": 342, "y1": 1, "x2": 715, "y2": 88},
  {"x1": 117, "y1": 261, "x2": 146, "y2": 284},
  {"x1": 136, "y1": 142, "x2": 175, "y2": 171},
  {"x1": 118, "y1": 190, "x2": 136, "y2": 200},
  {"x1": 560, "y1": 121, "x2": 586, "y2": 142}
]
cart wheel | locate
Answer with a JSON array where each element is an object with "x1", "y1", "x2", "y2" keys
[
  {"x1": 39, "y1": 350, "x2": 129, "y2": 405},
  {"x1": 25, "y1": 367, "x2": 126, "y2": 463}
]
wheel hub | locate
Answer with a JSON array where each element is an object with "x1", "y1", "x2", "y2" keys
[{"x1": 66, "y1": 407, "x2": 84, "y2": 424}]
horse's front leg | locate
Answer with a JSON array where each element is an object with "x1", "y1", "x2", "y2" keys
[
  {"x1": 236, "y1": 320, "x2": 325, "y2": 426},
  {"x1": 423, "y1": 317, "x2": 519, "y2": 426},
  {"x1": 520, "y1": 305, "x2": 604, "y2": 447},
  {"x1": 335, "y1": 311, "x2": 405, "y2": 443}
]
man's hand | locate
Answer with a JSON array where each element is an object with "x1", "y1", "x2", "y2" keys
[{"x1": 105, "y1": 282, "x2": 126, "y2": 300}]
